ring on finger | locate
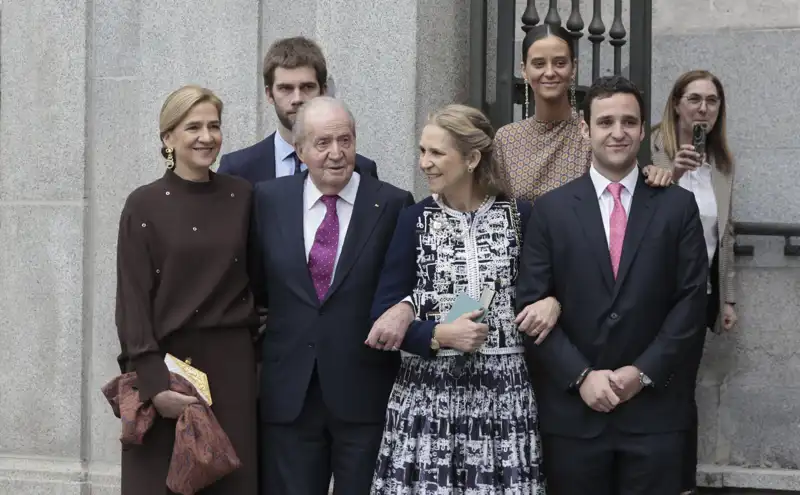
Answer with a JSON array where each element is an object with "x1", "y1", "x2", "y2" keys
[{"x1": 377, "y1": 339, "x2": 386, "y2": 345}]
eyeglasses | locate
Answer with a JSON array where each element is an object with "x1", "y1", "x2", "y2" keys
[{"x1": 682, "y1": 93, "x2": 720, "y2": 109}]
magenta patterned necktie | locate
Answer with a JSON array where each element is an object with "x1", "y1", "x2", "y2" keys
[
  {"x1": 308, "y1": 195, "x2": 340, "y2": 301},
  {"x1": 607, "y1": 182, "x2": 627, "y2": 279}
]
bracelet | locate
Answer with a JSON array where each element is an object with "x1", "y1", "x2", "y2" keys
[{"x1": 573, "y1": 367, "x2": 592, "y2": 390}]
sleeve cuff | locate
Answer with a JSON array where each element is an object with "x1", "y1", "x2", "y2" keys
[
  {"x1": 400, "y1": 296, "x2": 417, "y2": 315},
  {"x1": 132, "y1": 353, "x2": 170, "y2": 402},
  {"x1": 401, "y1": 320, "x2": 437, "y2": 357}
]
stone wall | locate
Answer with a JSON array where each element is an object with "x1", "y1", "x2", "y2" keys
[{"x1": 0, "y1": 0, "x2": 797, "y2": 493}]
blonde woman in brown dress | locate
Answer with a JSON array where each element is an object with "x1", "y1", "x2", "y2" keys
[
  {"x1": 495, "y1": 25, "x2": 670, "y2": 202},
  {"x1": 115, "y1": 85, "x2": 258, "y2": 494}
]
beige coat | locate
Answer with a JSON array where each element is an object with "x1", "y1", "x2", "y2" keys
[{"x1": 651, "y1": 129, "x2": 736, "y2": 328}]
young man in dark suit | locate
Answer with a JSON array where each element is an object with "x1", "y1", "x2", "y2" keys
[
  {"x1": 516, "y1": 75, "x2": 709, "y2": 495},
  {"x1": 249, "y1": 96, "x2": 413, "y2": 494},
  {"x1": 218, "y1": 36, "x2": 377, "y2": 184}
]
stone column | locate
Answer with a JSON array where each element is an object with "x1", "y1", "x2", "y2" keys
[{"x1": 0, "y1": 1, "x2": 87, "y2": 493}]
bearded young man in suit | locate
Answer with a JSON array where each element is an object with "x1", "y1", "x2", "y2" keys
[
  {"x1": 248, "y1": 96, "x2": 413, "y2": 494},
  {"x1": 516, "y1": 75, "x2": 709, "y2": 495},
  {"x1": 218, "y1": 36, "x2": 377, "y2": 183}
]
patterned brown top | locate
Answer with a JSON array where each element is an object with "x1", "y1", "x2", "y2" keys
[{"x1": 494, "y1": 113, "x2": 591, "y2": 203}]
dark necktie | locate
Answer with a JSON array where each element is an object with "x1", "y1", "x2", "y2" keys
[{"x1": 291, "y1": 152, "x2": 303, "y2": 175}]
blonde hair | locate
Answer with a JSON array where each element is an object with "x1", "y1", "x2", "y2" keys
[
  {"x1": 427, "y1": 104, "x2": 508, "y2": 197},
  {"x1": 159, "y1": 85, "x2": 223, "y2": 157},
  {"x1": 652, "y1": 70, "x2": 733, "y2": 174}
]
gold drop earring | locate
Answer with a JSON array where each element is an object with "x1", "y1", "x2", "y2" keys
[{"x1": 165, "y1": 148, "x2": 175, "y2": 169}]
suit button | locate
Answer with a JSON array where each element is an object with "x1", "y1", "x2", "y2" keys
[
  {"x1": 308, "y1": 342, "x2": 315, "y2": 348},
  {"x1": 610, "y1": 313, "x2": 619, "y2": 320}
]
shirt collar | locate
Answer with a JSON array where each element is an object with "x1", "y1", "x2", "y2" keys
[
  {"x1": 589, "y1": 163, "x2": 639, "y2": 199},
  {"x1": 304, "y1": 171, "x2": 361, "y2": 210},
  {"x1": 274, "y1": 131, "x2": 297, "y2": 162}
]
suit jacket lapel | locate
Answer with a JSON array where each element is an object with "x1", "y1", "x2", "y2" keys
[
  {"x1": 612, "y1": 176, "x2": 658, "y2": 300},
  {"x1": 324, "y1": 176, "x2": 386, "y2": 302},
  {"x1": 263, "y1": 133, "x2": 277, "y2": 181},
  {"x1": 573, "y1": 175, "x2": 615, "y2": 293},
  {"x1": 282, "y1": 174, "x2": 318, "y2": 307},
  {"x1": 711, "y1": 166, "x2": 732, "y2": 241}
]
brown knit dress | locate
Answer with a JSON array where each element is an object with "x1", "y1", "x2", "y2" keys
[{"x1": 115, "y1": 169, "x2": 258, "y2": 494}]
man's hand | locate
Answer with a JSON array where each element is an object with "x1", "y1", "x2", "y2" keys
[
  {"x1": 365, "y1": 302, "x2": 415, "y2": 351},
  {"x1": 609, "y1": 365, "x2": 644, "y2": 402},
  {"x1": 721, "y1": 303, "x2": 737, "y2": 331},
  {"x1": 579, "y1": 370, "x2": 621, "y2": 413},
  {"x1": 515, "y1": 297, "x2": 561, "y2": 345},
  {"x1": 642, "y1": 164, "x2": 673, "y2": 187}
]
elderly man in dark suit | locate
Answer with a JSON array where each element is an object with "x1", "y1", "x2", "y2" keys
[
  {"x1": 248, "y1": 95, "x2": 413, "y2": 495},
  {"x1": 516, "y1": 76, "x2": 709, "y2": 495},
  {"x1": 218, "y1": 36, "x2": 377, "y2": 183}
]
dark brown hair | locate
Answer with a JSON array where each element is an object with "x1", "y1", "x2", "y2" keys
[
  {"x1": 583, "y1": 75, "x2": 645, "y2": 126},
  {"x1": 262, "y1": 36, "x2": 328, "y2": 90},
  {"x1": 521, "y1": 24, "x2": 575, "y2": 64}
]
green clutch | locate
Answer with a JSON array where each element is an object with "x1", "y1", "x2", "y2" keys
[{"x1": 444, "y1": 287, "x2": 497, "y2": 324}]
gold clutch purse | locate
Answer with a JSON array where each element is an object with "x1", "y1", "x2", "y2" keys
[{"x1": 164, "y1": 354, "x2": 212, "y2": 406}]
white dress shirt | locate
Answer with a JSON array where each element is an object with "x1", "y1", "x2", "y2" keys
[
  {"x1": 303, "y1": 172, "x2": 361, "y2": 278},
  {"x1": 677, "y1": 161, "x2": 718, "y2": 294},
  {"x1": 274, "y1": 131, "x2": 307, "y2": 178},
  {"x1": 589, "y1": 164, "x2": 639, "y2": 245}
]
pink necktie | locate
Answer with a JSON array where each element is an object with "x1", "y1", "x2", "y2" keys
[
  {"x1": 607, "y1": 182, "x2": 627, "y2": 279},
  {"x1": 308, "y1": 195, "x2": 339, "y2": 301}
]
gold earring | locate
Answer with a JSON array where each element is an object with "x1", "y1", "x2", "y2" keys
[
  {"x1": 165, "y1": 148, "x2": 175, "y2": 169},
  {"x1": 524, "y1": 81, "x2": 529, "y2": 119}
]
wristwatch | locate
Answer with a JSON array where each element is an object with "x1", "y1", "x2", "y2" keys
[
  {"x1": 639, "y1": 371, "x2": 653, "y2": 388},
  {"x1": 573, "y1": 367, "x2": 592, "y2": 390},
  {"x1": 430, "y1": 325, "x2": 441, "y2": 351}
]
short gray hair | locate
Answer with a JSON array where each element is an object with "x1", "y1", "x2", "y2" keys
[{"x1": 292, "y1": 96, "x2": 356, "y2": 149}]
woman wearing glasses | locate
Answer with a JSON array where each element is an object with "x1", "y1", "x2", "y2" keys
[{"x1": 651, "y1": 69, "x2": 738, "y2": 495}]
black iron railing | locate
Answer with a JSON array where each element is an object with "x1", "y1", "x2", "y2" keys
[
  {"x1": 469, "y1": 0, "x2": 654, "y2": 165},
  {"x1": 734, "y1": 222, "x2": 800, "y2": 257}
]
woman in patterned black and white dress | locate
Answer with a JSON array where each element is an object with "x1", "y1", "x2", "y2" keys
[{"x1": 367, "y1": 104, "x2": 560, "y2": 494}]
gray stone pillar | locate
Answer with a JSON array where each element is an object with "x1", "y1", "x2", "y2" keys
[{"x1": 0, "y1": 1, "x2": 87, "y2": 493}]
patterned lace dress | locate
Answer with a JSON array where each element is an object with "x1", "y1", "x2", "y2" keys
[
  {"x1": 494, "y1": 112, "x2": 591, "y2": 202},
  {"x1": 371, "y1": 195, "x2": 546, "y2": 495}
]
